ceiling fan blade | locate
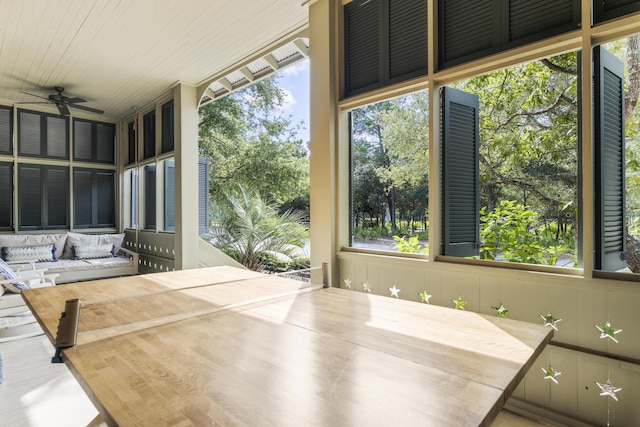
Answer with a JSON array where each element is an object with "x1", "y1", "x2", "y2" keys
[
  {"x1": 57, "y1": 104, "x2": 70, "y2": 116},
  {"x1": 20, "y1": 91, "x2": 50, "y2": 101},
  {"x1": 66, "y1": 97, "x2": 87, "y2": 103},
  {"x1": 14, "y1": 101, "x2": 52, "y2": 104},
  {"x1": 69, "y1": 104, "x2": 104, "y2": 114}
]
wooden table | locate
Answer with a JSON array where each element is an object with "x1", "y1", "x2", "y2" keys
[{"x1": 22, "y1": 266, "x2": 553, "y2": 426}]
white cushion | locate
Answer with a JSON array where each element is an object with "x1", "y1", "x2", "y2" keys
[
  {"x1": 63, "y1": 232, "x2": 124, "y2": 259},
  {"x1": 0, "y1": 233, "x2": 67, "y2": 260}
]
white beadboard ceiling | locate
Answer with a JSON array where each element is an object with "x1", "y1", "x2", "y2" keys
[{"x1": 0, "y1": 0, "x2": 308, "y2": 120}]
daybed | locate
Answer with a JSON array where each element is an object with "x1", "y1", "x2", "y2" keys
[{"x1": 0, "y1": 232, "x2": 138, "y2": 284}]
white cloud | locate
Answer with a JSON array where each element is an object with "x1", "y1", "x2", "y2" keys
[
  {"x1": 280, "y1": 59, "x2": 309, "y2": 77},
  {"x1": 279, "y1": 88, "x2": 297, "y2": 112}
]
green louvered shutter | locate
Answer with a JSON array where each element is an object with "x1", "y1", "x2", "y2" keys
[
  {"x1": 441, "y1": 86, "x2": 480, "y2": 257},
  {"x1": 0, "y1": 106, "x2": 11, "y2": 154},
  {"x1": 388, "y1": 0, "x2": 428, "y2": 84},
  {"x1": 165, "y1": 160, "x2": 175, "y2": 231},
  {"x1": 198, "y1": 158, "x2": 209, "y2": 234},
  {"x1": 594, "y1": 0, "x2": 640, "y2": 24},
  {"x1": 145, "y1": 165, "x2": 156, "y2": 230},
  {"x1": 73, "y1": 169, "x2": 94, "y2": 228},
  {"x1": 506, "y1": 0, "x2": 579, "y2": 49},
  {"x1": 345, "y1": 0, "x2": 383, "y2": 97},
  {"x1": 45, "y1": 166, "x2": 69, "y2": 229},
  {"x1": 594, "y1": 46, "x2": 626, "y2": 271},
  {"x1": 0, "y1": 162, "x2": 12, "y2": 229}
]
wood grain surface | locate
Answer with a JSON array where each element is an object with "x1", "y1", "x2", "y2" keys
[{"x1": 22, "y1": 266, "x2": 553, "y2": 427}]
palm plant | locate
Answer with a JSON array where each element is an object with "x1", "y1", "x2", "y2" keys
[{"x1": 210, "y1": 186, "x2": 309, "y2": 271}]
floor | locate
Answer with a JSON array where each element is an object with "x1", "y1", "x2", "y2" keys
[{"x1": 1, "y1": 332, "x2": 551, "y2": 427}]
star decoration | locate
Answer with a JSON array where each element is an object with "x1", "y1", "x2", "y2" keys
[
  {"x1": 541, "y1": 366, "x2": 561, "y2": 384},
  {"x1": 596, "y1": 379, "x2": 622, "y2": 401},
  {"x1": 362, "y1": 282, "x2": 371, "y2": 293},
  {"x1": 452, "y1": 296, "x2": 467, "y2": 310},
  {"x1": 540, "y1": 313, "x2": 562, "y2": 331},
  {"x1": 389, "y1": 286, "x2": 401, "y2": 298},
  {"x1": 418, "y1": 290, "x2": 432, "y2": 304},
  {"x1": 343, "y1": 278, "x2": 352, "y2": 289},
  {"x1": 596, "y1": 322, "x2": 622, "y2": 343},
  {"x1": 491, "y1": 302, "x2": 509, "y2": 318}
]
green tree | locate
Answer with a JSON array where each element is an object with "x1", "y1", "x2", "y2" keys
[{"x1": 198, "y1": 77, "x2": 309, "y2": 210}]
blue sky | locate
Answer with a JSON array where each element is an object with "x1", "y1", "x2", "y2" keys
[{"x1": 276, "y1": 59, "x2": 310, "y2": 143}]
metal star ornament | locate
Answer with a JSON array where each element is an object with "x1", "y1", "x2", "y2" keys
[
  {"x1": 541, "y1": 366, "x2": 561, "y2": 384},
  {"x1": 389, "y1": 286, "x2": 401, "y2": 298},
  {"x1": 596, "y1": 322, "x2": 622, "y2": 343},
  {"x1": 540, "y1": 313, "x2": 562, "y2": 331},
  {"x1": 362, "y1": 282, "x2": 371, "y2": 293},
  {"x1": 596, "y1": 379, "x2": 622, "y2": 401},
  {"x1": 492, "y1": 302, "x2": 509, "y2": 318},
  {"x1": 343, "y1": 278, "x2": 352, "y2": 289},
  {"x1": 453, "y1": 296, "x2": 467, "y2": 310},
  {"x1": 418, "y1": 291, "x2": 432, "y2": 304}
]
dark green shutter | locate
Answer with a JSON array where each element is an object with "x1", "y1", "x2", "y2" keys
[
  {"x1": 145, "y1": 165, "x2": 156, "y2": 230},
  {"x1": 73, "y1": 169, "x2": 94, "y2": 227},
  {"x1": 345, "y1": 0, "x2": 383, "y2": 96},
  {"x1": 18, "y1": 165, "x2": 43, "y2": 229},
  {"x1": 439, "y1": 0, "x2": 579, "y2": 70},
  {"x1": 388, "y1": 0, "x2": 428, "y2": 83},
  {"x1": 594, "y1": 0, "x2": 640, "y2": 24},
  {"x1": 128, "y1": 121, "x2": 136, "y2": 165},
  {"x1": 594, "y1": 46, "x2": 626, "y2": 271},
  {"x1": 96, "y1": 123, "x2": 115, "y2": 164},
  {"x1": 46, "y1": 116, "x2": 68, "y2": 158},
  {"x1": 161, "y1": 100, "x2": 174, "y2": 153},
  {"x1": 131, "y1": 170, "x2": 138, "y2": 228},
  {"x1": 165, "y1": 160, "x2": 175, "y2": 231},
  {"x1": 45, "y1": 167, "x2": 69, "y2": 229},
  {"x1": 0, "y1": 162, "x2": 12, "y2": 229},
  {"x1": 198, "y1": 158, "x2": 209, "y2": 234},
  {"x1": 19, "y1": 111, "x2": 42, "y2": 156},
  {"x1": 0, "y1": 107, "x2": 11, "y2": 154},
  {"x1": 143, "y1": 111, "x2": 156, "y2": 160},
  {"x1": 441, "y1": 86, "x2": 480, "y2": 257},
  {"x1": 74, "y1": 120, "x2": 92, "y2": 161},
  {"x1": 96, "y1": 170, "x2": 115, "y2": 227}
]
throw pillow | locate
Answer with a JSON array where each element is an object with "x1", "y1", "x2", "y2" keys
[
  {"x1": 71, "y1": 244, "x2": 115, "y2": 260},
  {"x1": 1, "y1": 244, "x2": 56, "y2": 263},
  {"x1": 0, "y1": 258, "x2": 28, "y2": 293}
]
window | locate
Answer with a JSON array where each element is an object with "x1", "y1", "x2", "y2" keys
[
  {"x1": 73, "y1": 118, "x2": 115, "y2": 164},
  {"x1": 73, "y1": 168, "x2": 116, "y2": 228},
  {"x1": 344, "y1": 0, "x2": 428, "y2": 97},
  {"x1": 18, "y1": 164, "x2": 69, "y2": 230},
  {"x1": 350, "y1": 90, "x2": 429, "y2": 253},
  {"x1": 442, "y1": 53, "x2": 579, "y2": 267},
  {"x1": 18, "y1": 110, "x2": 69, "y2": 159},
  {"x1": 143, "y1": 111, "x2": 156, "y2": 160},
  {"x1": 0, "y1": 106, "x2": 12, "y2": 155},
  {"x1": 0, "y1": 162, "x2": 12, "y2": 230},
  {"x1": 161, "y1": 100, "x2": 174, "y2": 153}
]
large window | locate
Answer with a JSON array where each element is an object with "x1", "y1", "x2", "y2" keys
[
  {"x1": 73, "y1": 118, "x2": 115, "y2": 164},
  {"x1": 350, "y1": 90, "x2": 429, "y2": 253}
]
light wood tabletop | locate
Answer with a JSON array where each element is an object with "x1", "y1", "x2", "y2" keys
[{"x1": 22, "y1": 266, "x2": 553, "y2": 427}]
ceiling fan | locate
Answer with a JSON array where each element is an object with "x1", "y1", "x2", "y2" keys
[{"x1": 18, "y1": 86, "x2": 104, "y2": 116}]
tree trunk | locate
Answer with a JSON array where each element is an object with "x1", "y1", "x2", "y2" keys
[{"x1": 626, "y1": 234, "x2": 640, "y2": 273}]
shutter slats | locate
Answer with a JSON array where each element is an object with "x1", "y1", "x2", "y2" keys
[
  {"x1": 19, "y1": 112, "x2": 42, "y2": 156},
  {"x1": 594, "y1": 0, "x2": 640, "y2": 23},
  {"x1": 165, "y1": 161, "x2": 175, "y2": 231},
  {"x1": 18, "y1": 165, "x2": 42, "y2": 228},
  {"x1": 47, "y1": 116, "x2": 68, "y2": 158},
  {"x1": 442, "y1": 87, "x2": 480, "y2": 256},
  {"x1": 96, "y1": 171, "x2": 115, "y2": 226},
  {"x1": 510, "y1": 0, "x2": 574, "y2": 41},
  {"x1": 346, "y1": 0, "x2": 381, "y2": 95},
  {"x1": 46, "y1": 167, "x2": 69, "y2": 228},
  {"x1": 73, "y1": 170, "x2": 93, "y2": 227},
  {"x1": 441, "y1": 0, "x2": 493, "y2": 64},
  {"x1": 0, "y1": 107, "x2": 11, "y2": 154},
  {"x1": 0, "y1": 163, "x2": 12, "y2": 229},
  {"x1": 74, "y1": 120, "x2": 92, "y2": 160},
  {"x1": 198, "y1": 158, "x2": 209, "y2": 234},
  {"x1": 389, "y1": 0, "x2": 427, "y2": 81},
  {"x1": 594, "y1": 46, "x2": 626, "y2": 271},
  {"x1": 96, "y1": 123, "x2": 115, "y2": 164}
]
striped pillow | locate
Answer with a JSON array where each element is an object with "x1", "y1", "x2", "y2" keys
[
  {"x1": 71, "y1": 244, "x2": 115, "y2": 260},
  {"x1": 1, "y1": 244, "x2": 56, "y2": 263},
  {"x1": 0, "y1": 258, "x2": 28, "y2": 293}
]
